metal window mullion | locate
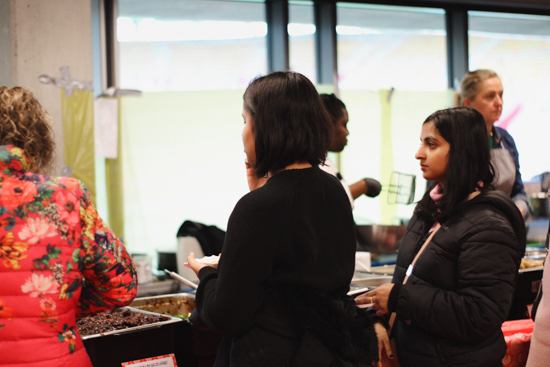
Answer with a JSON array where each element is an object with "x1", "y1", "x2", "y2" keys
[
  {"x1": 104, "y1": 0, "x2": 119, "y2": 89},
  {"x1": 266, "y1": 0, "x2": 289, "y2": 73},
  {"x1": 446, "y1": 7, "x2": 469, "y2": 89},
  {"x1": 314, "y1": 1, "x2": 338, "y2": 91}
]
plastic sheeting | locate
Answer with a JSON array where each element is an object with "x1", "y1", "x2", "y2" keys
[
  {"x1": 379, "y1": 89, "x2": 397, "y2": 224},
  {"x1": 339, "y1": 88, "x2": 455, "y2": 225},
  {"x1": 61, "y1": 89, "x2": 96, "y2": 205},
  {"x1": 119, "y1": 89, "x2": 453, "y2": 258}
]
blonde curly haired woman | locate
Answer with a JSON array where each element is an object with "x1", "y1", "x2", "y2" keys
[{"x1": 0, "y1": 86, "x2": 137, "y2": 367}]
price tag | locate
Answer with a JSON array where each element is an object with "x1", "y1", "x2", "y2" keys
[{"x1": 121, "y1": 354, "x2": 177, "y2": 367}]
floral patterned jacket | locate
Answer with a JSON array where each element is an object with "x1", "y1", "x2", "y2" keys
[{"x1": 0, "y1": 146, "x2": 137, "y2": 367}]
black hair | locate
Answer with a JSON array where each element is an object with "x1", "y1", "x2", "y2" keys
[
  {"x1": 320, "y1": 93, "x2": 347, "y2": 125},
  {"x1": 416, "y1": 106, "x2": 494, "y2": 222},
  {"x1": 243, "y1": 72, "x2": 333, "y2": 178}
]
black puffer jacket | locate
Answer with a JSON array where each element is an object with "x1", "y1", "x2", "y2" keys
[{"x1": 390, "y1": 190, "x2": 525, "y2": 367}]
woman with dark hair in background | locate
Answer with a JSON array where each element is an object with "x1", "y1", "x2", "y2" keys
[
  {"x1": 357, "y1": 107, "x2": 525, "y2": 366},
  {"x1": 186, "y1": 72, "x2": 378, "y2": 367},
  {"x1": 319, "y1": 93, "x2": 381, "y2": 208},
  {"x1": 456, "y1": 69, "x2": 529, "y2": 218},
  {"x1": 0, "y1": 86, "x2": 137, "y2": 367}
]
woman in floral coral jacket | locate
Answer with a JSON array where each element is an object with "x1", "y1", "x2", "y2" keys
[{"x1": 0, "y1": 86, "x2": 138, "y2": 367}]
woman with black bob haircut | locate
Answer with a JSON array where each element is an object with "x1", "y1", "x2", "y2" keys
[
  {"x1": 357, "y1": 107, "x2": 525, "y2": 367},
  {"x1": 186, "y1": 71, "x2": 379, "y2": 367},
  {"x1": 243, "y1": 71, "x2": 333, "y2": 178}
]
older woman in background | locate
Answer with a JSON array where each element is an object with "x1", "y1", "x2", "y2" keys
[
  {"x1": 0, "y1": 86, "x2": 137, "y2": 367},
  {"x1": 456, "y1": 69, "x2": 529, "y2": 218}
]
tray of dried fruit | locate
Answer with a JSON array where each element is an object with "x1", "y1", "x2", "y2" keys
[
  {"x1": 78, "y1": 307, "x2": 186, "y2": 367},
  {"x1": 78, "y1": 306, "x2": 183, "y2": 340}
]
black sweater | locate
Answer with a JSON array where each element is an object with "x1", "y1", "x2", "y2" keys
[{"x1": 195, "y1": 166, "x2": 377, "y2": 366}]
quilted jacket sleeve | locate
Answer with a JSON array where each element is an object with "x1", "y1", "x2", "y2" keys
[
  {"x1": 75, "y1": 181, "x2": 137, "y2": 317},
  {"x1": 395, "y1": 221, "x2": 520, "y2": 343}
]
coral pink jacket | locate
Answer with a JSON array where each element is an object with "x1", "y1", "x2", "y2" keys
[{"x1": 0, "y1": 146, "x2": 137, "y2": 366}]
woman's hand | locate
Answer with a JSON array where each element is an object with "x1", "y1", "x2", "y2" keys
[
  {"x1": 185, "y1": 252, "x2": 209, "y2": 276},
  {"x1": 245, "y1": 160, "x2": 268, "y2": 191},
  {"x1": 374, "y1": 322, "x2": 395, "y2": 366},
  {"x1": 355, "y1": 283, "x2": 394, "y2": 316}
]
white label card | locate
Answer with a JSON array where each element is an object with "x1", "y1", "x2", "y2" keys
[{"x1": 121, "y1": 354, "x2": 177, "y2": 367}]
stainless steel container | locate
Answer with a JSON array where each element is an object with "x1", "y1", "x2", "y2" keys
[
  {"x1": 351, "y1": 271, "x2": 393, "y2": 287},
  {"x1": 131, "y1": 293, "x2": 196, "y2": 317},
  {"x1": 130, "y1": 293, "x2": 223, "y2": 366}
]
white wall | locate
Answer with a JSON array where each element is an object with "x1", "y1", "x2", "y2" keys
[{"x1": 1, "y1": 0, "x2": 94, "y2": 175}]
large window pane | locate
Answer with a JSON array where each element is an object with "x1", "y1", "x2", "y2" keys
[
  {"x1": 289, "y1": 1, "x2": 316, "y2": 84},
  {"x1": 118, "y1": 0, "x2": 267, "y2": 91},
  {"x1": 469, "y1": 11, "x2": 550, "y2": 181},
  {"x1": 117, "y1": 0, "x2": 267, "y2": 259},
  {"x1": 336, "y1": 4, "x2": 448, "y2": 225},
  {"x1": 337, "y1": 4, "x2": 446, "y2": 91},
  {"x1": 120, "y1": 92, "x2": 248, "y2": 257}
]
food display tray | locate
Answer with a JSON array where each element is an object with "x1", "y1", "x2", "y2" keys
[
  {"x1": 81, "y1": 307, "x2": 184, "y2": 367},
  {"x1": 81, "y1": 307, "x2": 183, "y2": 340},
  {"x1": 130, "y1": 293, "x2": 196, "y2": 318},
  {"x1": 130, "y1": 293, "x2": 223, "y2": 366},
  {"x1": 351, "y1": 272, "x2": 392, "y2": 287}
]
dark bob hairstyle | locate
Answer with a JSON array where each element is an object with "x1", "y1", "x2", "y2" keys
[
  {"x1": 417, "y1": 106, "x2": 494, "y2": 222},
  {"x1": 243, "y1": 72, "x2": 333, "y2": 178},
  {"x1": 320, "y1": 93, "x2": 346, "y2": 125}
]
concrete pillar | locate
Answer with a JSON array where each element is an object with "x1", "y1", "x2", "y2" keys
[
  {"x1": 0, "y1": 1, "x2": 13, "y2": 87},
  {"x1": 0, "y1": 0, "x2": 93, "y2": 175}
]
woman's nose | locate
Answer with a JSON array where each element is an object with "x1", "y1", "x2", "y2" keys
[{"x1": 415, "y1": 147, "x2": 423, "y2": 160}]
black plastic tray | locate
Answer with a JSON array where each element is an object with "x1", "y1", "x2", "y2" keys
[{"x1": 81, "y1": 307, "x2": 185, "y2": 367}]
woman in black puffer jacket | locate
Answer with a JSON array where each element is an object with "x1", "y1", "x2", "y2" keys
[{"x1": 358, "y1": 107, "x2": 525, "y2": 367}]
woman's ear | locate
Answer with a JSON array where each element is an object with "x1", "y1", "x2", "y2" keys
[{"x1": 463, "y1": 98, "x2": 472, "y2": 107}]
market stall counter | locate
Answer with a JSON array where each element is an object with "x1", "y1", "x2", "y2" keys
[
  {"x1": 79, "y1": 307, "x2": 184, "y2": 367},
  {"x1": 130, "y1": 293, "x2": 223, "y2": 367},
  {"x1": 78, "y1": 293, "x2": 222, "y2": 367}
]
